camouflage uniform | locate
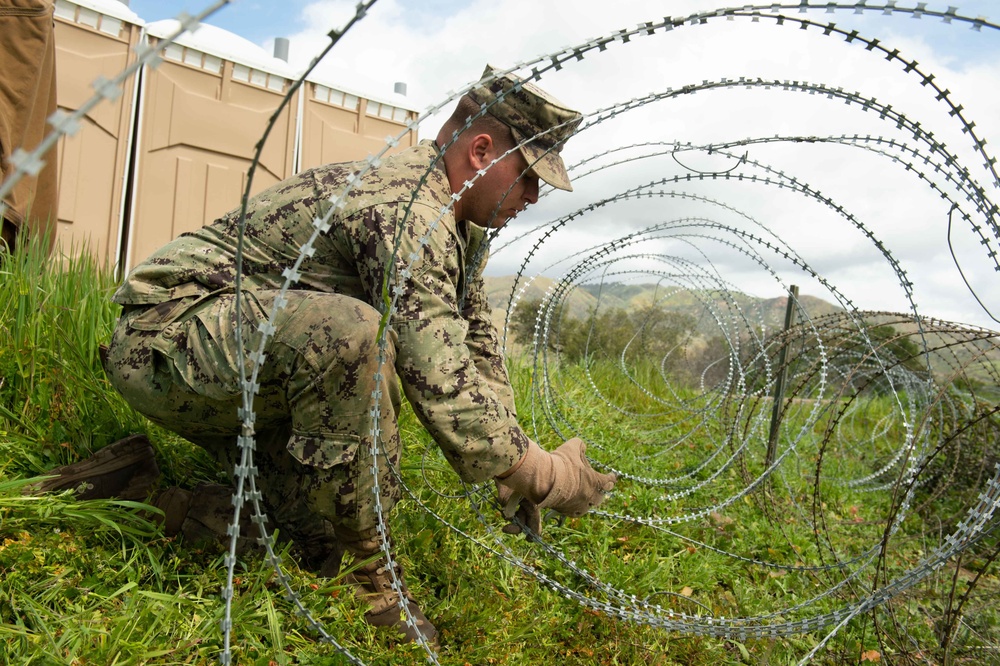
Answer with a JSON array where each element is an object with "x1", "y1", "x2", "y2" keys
[{"x1": 105, "y1": 140, "x2": 530, "y2": 550}]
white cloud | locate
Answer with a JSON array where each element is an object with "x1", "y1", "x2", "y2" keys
[{"x1": 281, "y1": 1, "x2": 1000, "y2": 329}]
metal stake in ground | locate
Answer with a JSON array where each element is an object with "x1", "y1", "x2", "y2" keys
[{"x1": 766, "y1": 284, "x2": 798, "y2": 470}]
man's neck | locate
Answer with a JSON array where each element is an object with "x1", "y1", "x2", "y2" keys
[{"x1": 435, "y1": 139, "x2": 465, "y2": 222}]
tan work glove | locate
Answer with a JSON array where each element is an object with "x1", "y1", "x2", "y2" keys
[{"x1": 496, "y1": 437, "x2": 616, "y2": 536}]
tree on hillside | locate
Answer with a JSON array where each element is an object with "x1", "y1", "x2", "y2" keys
[
  {"x1": 510, "y1": 297, "x2": 695, "y2": 365},
  {"x1": 738, "y1": 320, "x2": 931, "y2": 400},
  {"x1": 866, "y1": 324, "x2": 926, "y2": 374},
  {"x1": 509, "y1": 297, "x2": 547, "y2": 348}
]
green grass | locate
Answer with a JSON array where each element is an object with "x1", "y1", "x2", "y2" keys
[{"x1": 1, "y1": 240, "x2": 997, "y2": 665}]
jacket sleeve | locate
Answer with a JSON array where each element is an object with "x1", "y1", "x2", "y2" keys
[
  {"x1": 353, "y1": 201, "x2": 529, "y2": 484},
  {"x1": 461, "y1": 265, "x2": 518, "y2": 419}
]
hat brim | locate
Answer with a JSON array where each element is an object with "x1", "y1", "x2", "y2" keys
[{"x1": 513, "y1": 129, "x2": 573, "y2": 192}]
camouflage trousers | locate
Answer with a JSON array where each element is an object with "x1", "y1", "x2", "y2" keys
[{"x1": 104, "y1": 290, "x2": 402, "y2": 566}]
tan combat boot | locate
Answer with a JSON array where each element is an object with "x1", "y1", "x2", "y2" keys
[
  {"x1": 325, "y1": 534, "x2": 439, "y2": 647},
  {"x1": 152, "y1": 484, "x2": 261, "y2": 554},
  {"x1": 27, "y1": 434, "x2": 160, "y2": 501}
]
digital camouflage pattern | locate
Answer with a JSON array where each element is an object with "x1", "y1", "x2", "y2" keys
[
  {"x1": 109, "y1": 140, "x2": 529, "y2": 500},
  {"x1": 106, "y1": 290, "x2": 402, "y2": 546}
]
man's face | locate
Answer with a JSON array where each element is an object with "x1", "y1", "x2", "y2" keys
[{"x1": 467, "y1": 147, "x2": 540, "y2": 229}]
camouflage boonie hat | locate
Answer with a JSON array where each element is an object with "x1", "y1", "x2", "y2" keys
[{"x1": 468, "y1": 65, "x2": 583, "y2": 192}]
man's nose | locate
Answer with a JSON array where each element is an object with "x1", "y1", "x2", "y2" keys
[{"x1": 524, "y1": 177, "x2": 539, "y2": 205}]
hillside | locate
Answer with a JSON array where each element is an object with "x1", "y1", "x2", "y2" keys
[
  {"x1": 484, "y1": 274, "x2": 599, "y2": 321},
  {"x1": 484, "y1": 277, "x2": 1000, "y2": 388},
  {"x1": 484, "y1": 276, "x2": 843, "y2": 333}
]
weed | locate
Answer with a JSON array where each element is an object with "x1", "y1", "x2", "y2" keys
[{"x1": 1, "y1": 240, "x2": 997, "y2": 664}]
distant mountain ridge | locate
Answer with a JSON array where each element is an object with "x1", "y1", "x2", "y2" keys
[
  {"x1": 483, "y1": 276, "x2": 1000, "y2": 389},
  {"x1": 483, "y1": 275, "x2": 843, "y2": 333}
]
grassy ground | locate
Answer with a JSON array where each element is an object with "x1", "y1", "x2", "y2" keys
[{"x1": 1, "y1": 242, "x2": 997, "y2": 665}]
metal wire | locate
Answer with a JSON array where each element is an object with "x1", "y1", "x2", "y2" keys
[{"x1": 5, "y1": 2, "x2": 1000, "y2": 664}]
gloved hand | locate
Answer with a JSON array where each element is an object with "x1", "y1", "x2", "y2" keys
[{"x1": 495, "y1": 437, "x2": 616, "y2": 536}]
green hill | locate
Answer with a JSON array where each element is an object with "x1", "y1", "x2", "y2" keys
[
  {"x1": 485, "y1": 277, "x2": 1000, "y2": 391},
  {"x1": 485, "y1": 276, "x2": 844, "y2": 334}
]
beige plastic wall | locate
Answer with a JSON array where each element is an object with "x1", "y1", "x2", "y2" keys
[
  {"x1": 298, "y1": 84, "x2": 418, "y2": 171},
  {"x1": 52, "y1": 4, "x2": 142, "y2": 267},
  {"x1": 52, "y1": 7, "x2": 421, "y2": 273},
  {"x1": 125, "y1": 54, "x2": 299, "y2": 268}
]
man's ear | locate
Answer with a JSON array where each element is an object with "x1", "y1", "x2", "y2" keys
[{"x1": 468, "y1": 133, "x2": 495, "y2": 170}]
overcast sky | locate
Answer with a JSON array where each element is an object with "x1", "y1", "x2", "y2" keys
[{"x1": 126, "y1": 1, "x2": 1000, "y2": 330}]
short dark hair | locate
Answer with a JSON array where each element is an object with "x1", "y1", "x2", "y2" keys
[{"x1": 442, "y1": 94, "x2": 516, "y2": 152}]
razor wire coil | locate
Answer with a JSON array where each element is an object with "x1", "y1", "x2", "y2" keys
[{"x1": 5, "y1": 2, "x2": 1000, "y2": 664}]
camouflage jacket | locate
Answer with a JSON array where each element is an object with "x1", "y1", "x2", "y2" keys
[{"x1": 114, "y1": 140, "x2": 529, "y2": 483}]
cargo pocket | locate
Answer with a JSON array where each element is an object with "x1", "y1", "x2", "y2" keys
[
  {"x1": 127, "y1": 298, "x2": 196, "y2": 332},
  {"x1": 183, "y1": 293, "x2": 264, "y2": 400},
  {"x1": 125, "y1": 298, "x2": 210, "y2": 395},
  {"x1": 131, "y1": 293, "x2": 254, "y2": 402},
  {"x1": 286, "y1": 432, "x2": 361, "y2": 469}
]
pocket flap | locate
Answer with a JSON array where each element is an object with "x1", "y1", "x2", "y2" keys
[
  {"x1": 128, "y1": 298, "x2": 195, "y2": 331},
  {"x1": 286, "y1": 432, "x2": 361, "y2": 469}
]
